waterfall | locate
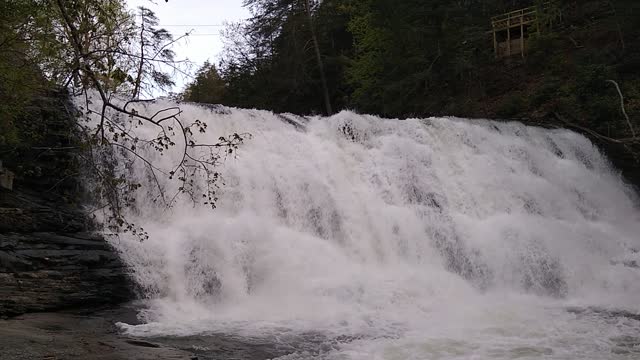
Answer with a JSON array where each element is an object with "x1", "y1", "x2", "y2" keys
[{"x1": 82, "y1": 97, "x2": 640, "y2": 359}]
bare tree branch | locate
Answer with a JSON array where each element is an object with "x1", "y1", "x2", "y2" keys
[
  {"x1": 606, "y1": 79, "x2": 635, "y2": 137},
  {"x1": 51, "y1": 0, "x2": 249, "y2": 240}
]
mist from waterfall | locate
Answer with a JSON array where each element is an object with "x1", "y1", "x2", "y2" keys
[{"x1": 83, "y1": 97, "x2": 640, "y2": 359}]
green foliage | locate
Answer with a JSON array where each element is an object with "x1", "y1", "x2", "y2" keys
[
  {"x1": 0, "y1": 55, "x2": 47, "y2": 147},
  {"x1": 130, "y1": 6, "x2": 181, "y2": 98},
  {"x1": 0, "y1": 0, "x2": 212, "y2": 237},
  {"x1": 197, "y1": 0, "x2": 635, "y2": 139},
  {"x1": 0, "y1": 1, "x2": 46, "y2": 147},
  {"x1": 209, "y1": 0, "x2": 526, "y2": 117},
  {"x1": 214, "y1": 0, "x2": 352, "y2": 114},
  {"x1": 530, "y1": 80, "x2": 559, "y2": 107},
  {"x1": 497, "y1": 94, "x2": 529, "y2": 118},
  {"x1": 345, "y1": 0, "x2": 389, "y2": 114},
  {"x1": 526, "y1": 32, "x2": 563, "y2": 71},
  {"x1": 0, "y1": 0, "x2": 188, "y2": 149},
  {"x1": 575, "y1": 65, "x2": 614, "y2": 100},
  {"x1": 183, "y1": 62, "x2": 227, "y2": 104}
]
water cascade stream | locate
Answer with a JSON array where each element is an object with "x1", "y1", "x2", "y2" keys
[{"x1": 84, "y1": 98, "x2": 640, "y2": 359}]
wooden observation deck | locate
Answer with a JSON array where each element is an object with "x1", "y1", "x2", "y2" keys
[{"x1": 491, "y1": 2, "x2": 561, "y2": 58}]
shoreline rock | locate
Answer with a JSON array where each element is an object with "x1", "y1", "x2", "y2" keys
[
  {"x1": 0, "y1": 306, "x2": 195, "y2": 360},
  {"x1": 0, "y1": 303, "x2": 291, "y2": 360},
  {"x1": 0, "y1": 186, "x2": 133, "y2": 318}
]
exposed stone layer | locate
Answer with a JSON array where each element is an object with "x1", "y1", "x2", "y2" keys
[{"x1": 0, "y1": 187, "x2": 132, "y2": 317}]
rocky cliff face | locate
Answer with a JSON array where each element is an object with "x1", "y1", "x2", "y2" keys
[
  {"x1": 0, "y1": 90, "x2": 133, "y2": 317},
  {"x1": 0, "y1": 186, "x2": 133, "y2": 317}
]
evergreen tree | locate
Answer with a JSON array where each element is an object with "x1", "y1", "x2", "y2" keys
[{"x1": 183, "y1": 61, "x2": 227, "y2": 104}]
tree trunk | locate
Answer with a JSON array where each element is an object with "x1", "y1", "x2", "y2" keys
[
  {"x1": 304, "y1": 0, "x2": 332, "y2": 116},
  {"x1": 132, "y1": 9, "x2": 145, "y2": 99}
]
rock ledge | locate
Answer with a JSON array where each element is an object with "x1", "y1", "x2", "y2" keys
[{"x1": 0, "y1": 187, "x2": 132, "y2": 317}]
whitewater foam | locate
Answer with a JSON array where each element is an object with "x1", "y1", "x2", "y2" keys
[{"x1": 80, "y1": 97, "x2": 640, "y2": 359}]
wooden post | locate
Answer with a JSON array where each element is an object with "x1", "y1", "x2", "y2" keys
[
  {"x1": 493, "y1": 28, "x2": 498, "y2": 58},
  {"x1": 0, "y1": 160, "x2": 14, "y2": 190},
  {"x1": 506, "y1": 17, "x2": 511, "y2": 57},
  {"x1": 520, "y1": 16, "x2": 525, "y2": 58}
]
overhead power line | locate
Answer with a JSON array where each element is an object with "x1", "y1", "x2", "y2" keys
[
  {"x1": 155, "y1": 25, "x2": 229, "y2": 36},
  {"x1": 160, "y1": 24, "x2": 226, "y2": 27}
]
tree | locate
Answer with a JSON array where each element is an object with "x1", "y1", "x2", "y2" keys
[
  {"x1": 0, "y1": 0, "x2": 57, "y2": 146},
  {"x1": 346, "y1": 0, "x2": 496, "y2": 117},
  {"x1": 217, "y1": 0, "x2": 346, "y2": 115},
  {"x1": 183, "y1": 61, "x2": 227, "y2": 104},
  {"x1": 131, "y1": 6, "x2": 186, "y2": 99},
  {"x1": 304, "y1": 0, "x2": 333, "y2": 115},
  {"x1": 37, "y1": 0, "x2": 248, "y2": 237}
]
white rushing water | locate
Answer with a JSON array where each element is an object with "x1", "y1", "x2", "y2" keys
[{"x1": 83, "y1": 98, "x2": 640, "y2": 359}]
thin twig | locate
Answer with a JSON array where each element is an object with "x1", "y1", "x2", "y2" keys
[{"x1": 606, "y1": 79, "x2": 635, "y2": 137}]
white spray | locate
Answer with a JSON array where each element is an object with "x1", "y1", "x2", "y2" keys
[{"x1": 82, "y1": 97, "x2": 640, "y2": 359}]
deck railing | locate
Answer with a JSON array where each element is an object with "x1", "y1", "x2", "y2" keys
[
  {"x1": 490, "y1": 2, "x2": 560, "y2": 58},
  {"x1": 491, "y1": 5, "x2": 540, "y2": 31}
]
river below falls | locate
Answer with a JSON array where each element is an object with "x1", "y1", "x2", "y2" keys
[
  {"x1": 112, "y1": 297, "x2": 640, "y2": 360},
  {"x1": 1, "y1": 301, "x2": 638, "y2": 359}
]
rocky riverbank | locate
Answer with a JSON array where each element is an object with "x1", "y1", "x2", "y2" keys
[
  {"x1": 0, "y1": 186, "x2": 132, "y2": 317},
  {"x1": 0, "y1": 302, "x2": 295, "y2": 360},
  {"x1": 0, "y1": 304, "x2": 194, "y2": 360}
]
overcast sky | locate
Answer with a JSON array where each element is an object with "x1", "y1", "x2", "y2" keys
[{"x1": 126, "y1": 0, "x2": 250, "y2": 91}]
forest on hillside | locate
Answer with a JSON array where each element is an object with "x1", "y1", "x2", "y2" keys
[
  {"x1": 1, "y1": 0, "x2": 639, "y2": 178},
  {"x1": 183, "y1": 0, "x2": 640, "y2": 141}
]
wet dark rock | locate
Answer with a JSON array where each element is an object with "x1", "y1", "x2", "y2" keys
[
  {"x1": 432, "y1": 230, "x2": 493, "y2": 290},
  {"x1": 566, "y1": 306, "x2": 640, "y2": 322},
  {"x1": 546, "y1": 137, "x2": 564, "y2": 158},
  {"x1": 0, "y1": 187, "x2": 133, "y2": 317},
  {"x1": 0, "y1": 308, "x2": 194, "y2": 360},
  {"x1": 126, "y1": 339, "x2": 161, "y2": 348},
  {"x1": 187, "y1": 102, "x2": 232, "y2": 115},
  {"x1": 406, "y1": 185, "x2": 443, "y2": 210},
  {"x1": 147, "y1": 328, "x2": 368, "y2": 360},
  {"x1": 0, "y1": 90, "x2": 133, "y2": 317},
  {"x1": 338, "y1": 120, "x2": 371, "y2": 144},
  {"x1": 276, "y1": 113, "x2": 307, "y2": 131}
]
